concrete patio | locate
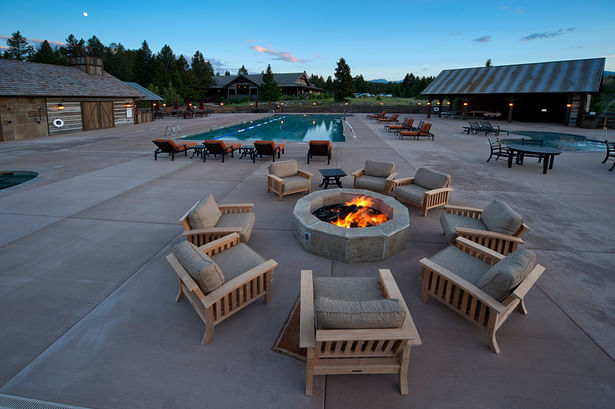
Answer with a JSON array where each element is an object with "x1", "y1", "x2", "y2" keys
[{"x1": 0, "y1": 113, "x2": 614, "y2": 409}]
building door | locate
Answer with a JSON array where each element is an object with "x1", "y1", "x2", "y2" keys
[{"x1": 82, "y1": 102, "x2": 114, "y2": 131}]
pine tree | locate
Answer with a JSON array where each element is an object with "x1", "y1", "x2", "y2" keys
[
  {"x1": 30, "y1": 40, "x2": 56, "y2": 64},
  {"x1": 155, "y1": 44, "x2": 176, "y2": 90},
  {"x1": 64, "y1": 34, "x2": 85, "y2": 57},
  {"x1": 134, "y1": 41, "x2": 153, "y2": 86},
  {"x1": 238, "y1": 65, "x2": 248, "y2": 76},
  {"x1": 333, "y1": 58, "x2": 353, "y2": 101},
  {"x1": 86, "y1": 35, "x2": 105, "y2": 58},
  {"x1": 224, "y1": 70, "x2": 231, "y2": 76},
  {"x1": 191, "y1": 51, "x2": 214, "y2": 99},
  {"x1": 5, "y1": 31, "x2": 33, "y2": 60},
  {"x1": 260, "y1": 64, "x2": 281, "y2": 102}
]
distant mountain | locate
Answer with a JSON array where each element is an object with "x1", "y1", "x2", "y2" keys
[
  {"x1": 605, "y1": 71, "x2": 615, "y2": 77},
  {"x1": 368, "y1": 79, "x2": 402, "y2": 84}
]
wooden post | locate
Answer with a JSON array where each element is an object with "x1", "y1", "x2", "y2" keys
[
  {"x1": 564, "y1": 95, "x2": 572, "y2": 126},
  {"x1": 427, "y1": 98, "x2": 432, "y2": 118},
  {"x1": 507, "y1": 99, "x2": 514, "y2": 123},
  {"x1": 437, "y1": 99, "x2": 442, "y2": 117},
  {"x1": 462, "y1": 98, "x2": 468, "y2": 120}
]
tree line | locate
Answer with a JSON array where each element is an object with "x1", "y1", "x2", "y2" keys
[{"x1": 2, "y1": 31, "x2": 433, "y2": 104}]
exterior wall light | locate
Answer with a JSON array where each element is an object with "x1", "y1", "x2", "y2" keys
[
  {"x1": 566, "y1": 103, "x2": 572, "y2": 108},
  {"x1": 57, "y1": 103, "x2": 65, "y2": 110},
  {"x1": 312, "y1": 102, "x2": 317, "y2": 106},
  {"x1": 463, "y1": 102, "x2": 468, "y2": 106},
  {"x1": 508, "y1": 103, "x2": 514, "y2": 107},
  {"x1": 220, "y1": 102, "x2": 224, "y2": 106},
  {"x1": 417, "y1": 102, "x2": 422, "y2": 106}
]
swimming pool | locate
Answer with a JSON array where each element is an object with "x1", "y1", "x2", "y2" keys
[
  {"x1": 505, "y1": 131, "x2": 605, "y2": 152},
  {"x1": 181, "y1": 114, "x2": 347, "y2": 142}
]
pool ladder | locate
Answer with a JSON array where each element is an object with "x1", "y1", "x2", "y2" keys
[{"x1": 164, "y1": 124, "x2": 182, "y2": 137}]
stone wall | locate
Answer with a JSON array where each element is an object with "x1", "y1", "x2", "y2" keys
[{"x1": 0, "y1": 97, "x2": 49, "y2": 142}]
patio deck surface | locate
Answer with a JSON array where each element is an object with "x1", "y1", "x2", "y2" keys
[{"x1": 0, "y1": 113, "x2": 614, "y2": 409}]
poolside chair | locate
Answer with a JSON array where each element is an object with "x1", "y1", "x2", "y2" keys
[
  {"x1": 179, "y1": 195, "x2": 255, "y2": 246},
  {"x1": 378, "y1": 114, "x2": 399, "y2": 123},
  {"x1": 307, "y1": 140, "x2": 332, "y2": 164},
  {"x1": 253, "y1": 140, "x2": 285, "y2": 163},
  {"x1": 167, "y1": 233, "x2": 277, "y2": 346},
  {"x1": 152, "y1": 138, "x2": 198, "y2": 161},
  {"x1": 480, "y1": 121, "x2": 509, "y2": 136},
  {"x1": 486, "y1": 138, "x2": 511, "y2": 162},
  {"x1": 440, "y1": 199, "x2": 529, "y2": 256},
  {"x1": 300, "y1": 269, "x2": 421, "y2": 395},
  {"x1": 399, "y1": 122, "x2": 433, "y2": 140},
  {"x1": 393, "y1": 168, "x2": 452, "y2": 216},
  {"x1": 602, "y1": 140, "x2": 615, "y2": 171},
  {"x1": 386, "y1": 118, "x2": 414, "y2": 133},
  {"x1": 203, "y1": 140, "x2": 241, "y2": 162},
  {"x1": 267, "y1": 159, "x2": 313, "y2": 200},
  {"x1": 419, "y1": 237, "x2": 545, "y2": 354},
  {"x1": 367, "y1": 111, "x2": 386, "y2": 120},
  {"x1": 352, "y1": 160, "x2": 397, "y2": 193},
  {"x1": 463, "y1": 121, "x2": 482, "y2": 134}
]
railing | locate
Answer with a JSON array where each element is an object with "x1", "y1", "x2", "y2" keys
[{"x1": 164, "y1": 124, "x2": 182, "y2": 137}]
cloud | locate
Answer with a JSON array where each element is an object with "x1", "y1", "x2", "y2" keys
[
  {"x1": 251, "y1": 45, "x2": 310, "y2": 64},
  {"x1": 28, "y1": 38, "x2": 66, "y2": 46},
  {"x1": 521, "y1": 28, "x2": 574, "y2": 41},
  {"x1": 473, "y1": 35, "x2": 491, "y2": 43}
]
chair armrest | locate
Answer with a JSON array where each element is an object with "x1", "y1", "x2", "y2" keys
[
  {"x1": 203, "y1": 259, "x2": 278, "y2": 308},
  {"x1": 352, "y1": 168, "x2": 364, "y2": 178},
  {"x1": 386, "y1": 172, "x2": 398, "y2": 181},
  {"x1": 182, "y1": 226, "x2": 242, "y2": 237},
  {"x1": 512, "y1": 264, "x2": 545, "y2": 300},
  {"x1": 455, "y1": 227, "x2": 524, "y2": 244},
  {"x1": 424, "y1": 187, "x2": 453, "y2": 196},
  {"x1": 198, "y1": 232, "x2": 241, "y2": 256},
  {"x1": 297, "y1": 169, "x2": 313, "y2": 179},
  {"x1": 267, "y1": 174, "x2": 284, "y2": 184},
  {"x1": 454, "y1": 237, "x2": 506, "y2": 263},
  {"x1": 166, "y1": 254, "x2": 205, "y2": 299},
  {"x1": 393, "y1": 177, "x2": 415, "y2": 187},
  {"x1": 218, "y1": 203, "x2": 254, "y2": 214},
  {"x1": 178, "y1": 200, "x2": 202, "y2": 227},
  {"x1": 444, "y1": 204, "x2": 483, "y2": 217},
  {"x1": 300, "y1": 270, "x2": 316, "y2": 348},
  {"x1": 419, "y1": 257, "x2": 505, "y2": 314}
]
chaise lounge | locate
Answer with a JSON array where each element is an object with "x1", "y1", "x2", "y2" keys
[
  {"x1": 307, "y1": 140, "x2": 332, "y2": 164},
  {"x1": 253, "y1": 140, "x2": 285, "y2": 163},
  {"x1": 153, "y1": 138, "x2": 198, "y2": 160},
  {"x1": 203, "y1": 140, "x2": 241, "y2": 162}
]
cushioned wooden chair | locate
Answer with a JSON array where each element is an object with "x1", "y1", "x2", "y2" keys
[
  {"x1": 419, "y1": 237, "x2": 544, "y2": 353},
  {"x1": 393, "y1": 168, "x2": 453, "y2": 216},
  {"x1": 267, "y1": 159, "x2": 313, "y2": 200},
  {"x1": 167, "y1": 233, "x2": 277, "y2": 346},
  {"x1": 440, "y1": 199, "x2": 529, "y2": 256},
  {"x1": 307, "y1": 140, "x2": 332, "y2": 164},
  {"x1": 253, "y1": 140, "x2": 285, "y2": 163},
  {"x1": 203, "y1": 140, "x2": 241, "y2": 162},
  {"x1": 378, "y1": 113, "x2": 399, "y2": 123},
  {"x1": 179, "y1": 195, "x2": 255, "y2": 246},
  {"x1": 300, "y1": 269, "x2": 421, "y2": 395},
  {"x1": 399, "y1": 122, "x2": 433, "y2": 140},
  {"x1": 153, "y1": 138, "x2": 198, "y2": 160},
  {"x1": 352, "y1": 160, "x2": 397, "y2": 193}
]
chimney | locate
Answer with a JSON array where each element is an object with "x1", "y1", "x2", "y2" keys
[{"x1": 69, "y1": 56, "x2": 104, "y2": 75}]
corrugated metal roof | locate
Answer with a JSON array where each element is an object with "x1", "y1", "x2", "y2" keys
[
  {"x1": 0, "y1": 59, "x2": 143, "y2": 98},
  {"x1": 125, "y1": 82, "x2": 163, "y2": 100},
  {"x1": 422, "y1": 58, "x2": 605, "y2": 96}
]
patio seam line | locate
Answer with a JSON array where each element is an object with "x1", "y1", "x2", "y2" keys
[
  {"x1": 0, "y1": 229, "x2": 182, "y2": 390},
  {"x1": 534, "y1": 282, "x2": 615, "y2": 363}
]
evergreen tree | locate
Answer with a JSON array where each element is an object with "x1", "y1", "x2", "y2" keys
[
  {"x1": 191, "y1": 50, "x2": 214, "y2": 99},
  {"x1": 260, "y1": 64, "x2": 281, "y2": 102},
  {"x1": 238, "y1": 65, "x2": 248, "y2": 76},
  {"x1": 104, "y1": 43, "x2": 134, "y2": 81},
  {"x1": 29, "y1": 40, "x2": 56, "y2": 64},
  {"x1": 353, "y1": 74, "x2": 367, "y2": 93},
  {"x1": 86, "y1": 35, "x2": 105, "y2": 58},
  {"x1": 5, "y1": 31, "x2": 33, "y2": 60},
  {"x1": 155, "y1": 44, "x2": 176, "y2": 90},
  {"x1": 174, "y1": 54, "x2": 191, "y2": 97},
  {"x1": 333, "y1": 57, "x2": 353, "y2": 101},
  {"x1": 325, "y1": 76, "x2": 334, "y2": 94},
  {"x1": 64, "y1": 34, "x2": 85, "y2": 57},
  {"x1": 485, "y1": 58, "x2": 492, "y2": 67},
  {"x1": 224, "y1": 70, "x2": 231, "y2": 76},
  {"x1": 133, "y1": 41, "x2": 153, "y2": 86}
]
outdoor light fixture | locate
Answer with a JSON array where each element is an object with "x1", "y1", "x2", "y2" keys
[
  {"x1": 463, "y1": 102, "x2": 468, "y2": 106},
  {"x1": 427, "y1": 102, "x2": 431, "y2": 106},
  {"x1": 344, "y1": 102, "x2": 349, "y2": 106},
  {"x1": 417, "y1": 102, "x2": 422, "y2": 106},
  {"x1": 566, "y1": 103, "x2": 572, "y2": 108},
  {"x1": 125, "y1": 103, "x2": 131, "y2": 108},
  {"x1": 447, "y1": 101, "x2": 451, "y2": 105},
  {"x1": 508, "y1": 103, "x2": 514, "y2": 107},
  {"x1": 541, "y1": 108, "x2": 548, "y2": 112},
  {"x1": 436, "y1": 101, "x2": 441, "y2": 105},
  {"x1": 57, "y1": 103, "x2": 65, "y2": 110},
  {"x1": 162, "y1": 103, "x2": 166, "y2": 107},
  {"x1": 380, "y1": 102, "x2": 384, "y2": 106},
  {"x1": 312, "y1": 120, "x2": 316, "y2": 125},
  {"x1": 220, "y1": 102, "x2": 224, "y2": 106},
  {"x1": 313, "y1": 102, "x2": 316, "y2": 106},
  {"x1": 280, "y1": 120, "x2": 284, "y2": 124}
]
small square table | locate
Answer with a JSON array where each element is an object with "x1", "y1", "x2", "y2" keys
[
  {"x1": 238, "y1": 145, "x2": 255, "y2": 160},
  {"x1": 319, "y1": 168, "x2": 347, "y2": 189}
]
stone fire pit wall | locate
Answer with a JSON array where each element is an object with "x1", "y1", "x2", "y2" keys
[{"x1": 293, "y1": 188, "x2": 410, "y2": 263}]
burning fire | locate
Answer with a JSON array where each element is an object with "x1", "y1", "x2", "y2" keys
[{"x1": 331, "y1": 196, "x2": 389, "y2": 228}]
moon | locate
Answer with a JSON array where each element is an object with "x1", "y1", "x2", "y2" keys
[{"x1": 83, "y1": 12, "x2": 88, "y2": 17}]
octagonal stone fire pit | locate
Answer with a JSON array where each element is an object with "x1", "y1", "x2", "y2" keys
[{"x1": 293, "y1": 188, "x2": 410, "y2": 263}]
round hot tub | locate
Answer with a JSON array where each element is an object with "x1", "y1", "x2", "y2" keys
[{"x1": 293, "y1": 188, "x2": 410, "y2": 263}]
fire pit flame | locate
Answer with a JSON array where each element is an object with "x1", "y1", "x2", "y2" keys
[{"x1": 313, "y1": 195, "x2": 389, "y2": 229}]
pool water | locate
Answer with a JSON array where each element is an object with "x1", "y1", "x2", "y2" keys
[
  {"x1": 505, "y1": 131, "x2": 605, "y2": 152},
  {"x1": 181, "y1": 114, "x2": 347, "y2": 142},
  {"x1": 0, "y1": 171, "x2": 38, "y2": 190}
]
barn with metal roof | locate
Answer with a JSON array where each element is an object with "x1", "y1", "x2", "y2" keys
[{"x1": 422, "y1": 58, "x2": 605, "y2": 126}]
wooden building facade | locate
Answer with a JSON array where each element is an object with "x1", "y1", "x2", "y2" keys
[
  {"x1": 0, "y1": 58, "x2": 145, "y2": 141},
  {"x1": 208, "y1": 72, "x2": 323, "y2": 100}
]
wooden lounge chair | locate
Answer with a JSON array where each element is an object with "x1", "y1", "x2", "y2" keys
[
  {"x1": 378, "y1": 114, "x2": 399, "y2": 123},
  {"x1": 152, "y1": 138, "x2": 198, "y2": 160},
  {"x1": 180, "y1": 195, "x2": 255, "y2": 246},
  {"x1": 393, "y1": 168, "x2": 453, "y2": 216},
  {"x1": 602, "y1": 139, "x2": 615, "y2": 171},
  {"x1": 367, "y1": 111, "x2": 386, "y2": 120},
  {"x1": 440, "y1": 199, "x2": 529, "y2": 255},
  {"x1": 385, "y1": 118, "x2": 414, "y2": 133},
  {"x1": 203, "y1": 140, "x2": 241, "y2": 162},
  {"x1": 253, "y1": 140, "x2": 285, "y2": 163},
  {"x1": 486, "y1": 138, "x2": 511, "y2": 162},
  {"x1": 167, "y1": 233, "x2": 277, "y2": 346},
  {"x1": 307, "y1": 140, "x2": 332, "y2": 164},
  {"x1": 352, "y1": 160, "x2": 397, "y2": 193},
  {"x1": 300, "y1": 269, "x2": 421, "y2": 395},
  {"x1": 399, "y1": 122, "x2": 433, "y2": 140},
  {"x1": 267, "y1": 159, "x2": 313, "y2": 200},
  {"x1": 419, "y1": 237, "x2": 545, "y2": 354}
]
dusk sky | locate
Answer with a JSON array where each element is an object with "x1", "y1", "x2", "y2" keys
[{"x1": 1, "y1": 0, "x2": 614, "y2": 80}]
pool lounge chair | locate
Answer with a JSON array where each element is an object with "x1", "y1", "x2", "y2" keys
[
  {"x1": 203, "y1": 140, "x2": 241, "y2": 162},
  {"x1": 399, "y1": 122, "x2": 433, "y2": 140},
  {"x1": 153, "y1": 138, "x2": 198, "y2": 160},
  {"x1": 253, "y1": 140, "x2": 285, "y2": 163},
  {"x1": 307, "y1": 140, "x2": 332, "y2": 164},
  {"x1": 367, "y1": 111, "x2": 386, "y2": 120},
  {"x1": 378, "y1": 114, "x2": 399, "y2": 123},
  {"x1": 385, "y1": 118, "x2": 414, "y2": 133},
  {"x1": 419, "y1": 237, "x2": 545, "y2": 354},
  {"x1": 463, "y1": 121, "x2": 482, "y2": 134},
  {"x1": 480, "y1": 121, "x2": 509, "y2": 136}
]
